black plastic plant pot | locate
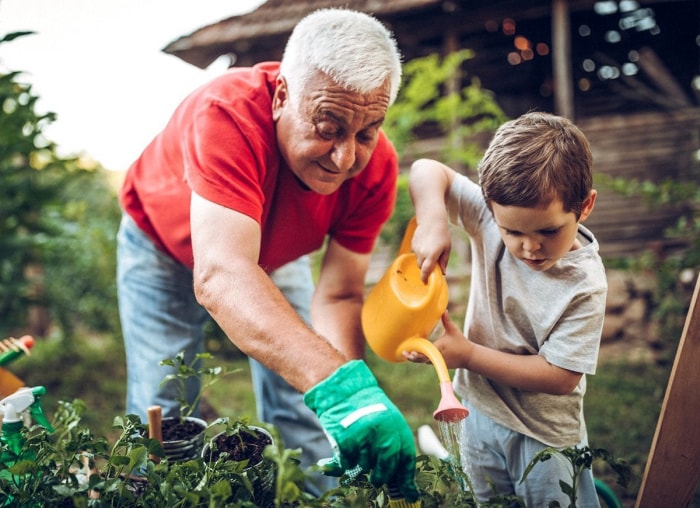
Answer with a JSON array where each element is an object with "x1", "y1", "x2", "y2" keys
[
  {"x1": 159, "y1": 416, "x2": 207, "y2": 462},
  {"x1": 202, "y1": 425, "x2": 276, "y2": 505}
]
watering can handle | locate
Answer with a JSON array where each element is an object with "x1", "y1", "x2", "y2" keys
[{"x1": 398, "y1": 217, "x2": 418, "y2": 256}]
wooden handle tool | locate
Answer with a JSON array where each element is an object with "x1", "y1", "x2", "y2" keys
[{"x1": 147, "y1": 405, "x2": 163, "y2": 464}]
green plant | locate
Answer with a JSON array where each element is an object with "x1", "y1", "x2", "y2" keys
[
  {"x1": 522, "y1": 445, "x2": 631, "y2": 508},
  {"x1": 204, "y1": 416, "x2": 269, "y2": 463},
  {"x1": 0, "y1": 397, "x2": 110, "y2": 506},
  {"x1": 377, "y1": 50, "x2": 507, "y2": 252},
  {"x1": 159, "y1": 351, "x2": 241, "y2": 420},
  {"x1": 383, "y1": 49, "x2": 507, "y2": 169},
  {"x1": 0, "y1": 381, "x2": 631, "y2": 506}
]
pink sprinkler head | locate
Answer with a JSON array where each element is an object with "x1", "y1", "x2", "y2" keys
[{"x1": 433, "y1": 381, "x2": 469, "y2": 422}]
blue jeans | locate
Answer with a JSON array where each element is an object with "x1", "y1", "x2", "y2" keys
[{"x1": 116, "y1": 214, "x2": 336, "y2": 494}]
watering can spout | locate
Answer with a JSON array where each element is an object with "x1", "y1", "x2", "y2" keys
[
  {"x1": 434, "y1": 382, "x2": 469, "y2": 422},
  {"x1": 362, "y1": 217, "x2": 469, "y2": 423},
  {"x1": 400, "y1": 337, "x2": 469, "y2": 422}
]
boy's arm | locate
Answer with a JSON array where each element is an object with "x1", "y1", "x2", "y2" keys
[
  {"x1": 409, "y1": 159, "x2": 457, "y2": 282},
  {"x1": 461, "y1": 341, "x2": 582, "y2": 395},
  {"x1": 433, "y1": 314, "x2": 583, "y2": 395}
]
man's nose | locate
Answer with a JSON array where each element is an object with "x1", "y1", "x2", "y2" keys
[{"x1": 330, "y1": 137, "x2": 356, "y2": 172}]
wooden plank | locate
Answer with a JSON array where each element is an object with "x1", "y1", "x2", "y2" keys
[{"x1": 636, "y1": 275, "x2": 700, "y2": 508}]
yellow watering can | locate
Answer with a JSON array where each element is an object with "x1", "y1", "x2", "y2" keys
[{"x1": 362, "y1": 218, "x2": 468, "y2": 422}]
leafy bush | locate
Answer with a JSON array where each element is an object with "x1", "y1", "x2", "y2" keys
[
  {"x1": 378, "y1": 50, "x2": 508, "y2": 251},
  {"x1": 0, "y1": 32, "x2": 121, "y2": 340},
  {"x1": 0, "y1": 396, "x2": 630, "y2": 507},
  {"x1": 382, "y1": 49, "x2": 508, "y2": 169}
]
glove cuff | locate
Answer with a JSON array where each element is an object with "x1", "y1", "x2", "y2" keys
[{"x1": 303, "y1": 359, "x2": 378, "y2": 413}]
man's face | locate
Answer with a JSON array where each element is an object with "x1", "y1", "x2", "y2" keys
[{"x1": 272, "y1": 71, "x2": 390, "y2": 195}]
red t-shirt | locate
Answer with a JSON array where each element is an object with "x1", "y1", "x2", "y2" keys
[{"x1": 120, "y1": 62, "x2": 398, "y2": 272}]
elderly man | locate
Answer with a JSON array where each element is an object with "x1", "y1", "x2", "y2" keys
[{"x1": 117, "y1": 8, "x2": 418, "y2": 501}]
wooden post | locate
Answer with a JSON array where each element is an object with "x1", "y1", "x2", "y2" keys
[
  {"x1": 551, "y1": 0, "x2": 574, "y2": 119},
  {"x1": 636, "y1": 275, "x2": 700, "y2": 507}
]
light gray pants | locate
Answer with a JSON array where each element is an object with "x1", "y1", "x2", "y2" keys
[{"x1": 463, "y1": 405, "x2": 600, "y2": 507}]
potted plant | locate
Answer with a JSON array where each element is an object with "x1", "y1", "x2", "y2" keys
[
  {"x1": 150, "y1": 351, "x2": 238, "y2": 463},
  {"x1": 202, "y1": 417, "x2": 276, "y2": 507}
]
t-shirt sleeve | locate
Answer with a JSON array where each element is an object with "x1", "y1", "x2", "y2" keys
[
  {"x1": 184, "y1": 100, "x2": 271, "y2": 224},
  {"x1": 539, "y1": 288, "x2": 606, "y2": 375},
  {"x1": 447, "y1": 172, "x2": 491, "y2": 236}
]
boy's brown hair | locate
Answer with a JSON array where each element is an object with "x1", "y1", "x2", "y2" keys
[{"x1": 478, "y1": 112, "x2": 593, "y2": 218}]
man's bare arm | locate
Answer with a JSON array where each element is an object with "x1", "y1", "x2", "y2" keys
[{"x1": 190, "y1": 192, "x2": 346, "y2": 392}]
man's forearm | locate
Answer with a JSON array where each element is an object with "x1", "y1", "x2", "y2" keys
[
  {"x1": 196, "y1": 260, "x2": 346, "y2": 392},
  {"x1": 311, "y1": 296, "x2": 365, "y2": 360}
]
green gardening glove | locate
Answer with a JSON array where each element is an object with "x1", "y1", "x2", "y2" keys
[{"x1": 304, "y1": 359, "x2": 420, "y2": 502}]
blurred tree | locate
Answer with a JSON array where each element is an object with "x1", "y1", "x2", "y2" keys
[{"x1": 0, "y1": 32, "x2": 121, "y2": 340}]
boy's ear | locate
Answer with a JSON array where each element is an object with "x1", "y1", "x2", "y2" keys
[{"x1": 578, "y1": 189, "x2": 597, "y2": 223}]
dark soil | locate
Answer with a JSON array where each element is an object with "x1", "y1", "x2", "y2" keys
[
  {"x1": 206, "y1": 428, "x2": 272, "y2": 465},
  {"x1": 160, "y1": 418, "x2": 205, "y2": 441}
]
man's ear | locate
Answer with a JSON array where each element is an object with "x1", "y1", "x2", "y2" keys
[
  {"x1": 271, "y1": 76, "x2": 288, "y2": 121},
  {"x1": 579, "y1": 189, "x2": 597, "y2": 223}
]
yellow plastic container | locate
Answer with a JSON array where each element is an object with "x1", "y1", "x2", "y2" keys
[
  {"x1": 362, "y1": 249, "x2": 449, "y2": 364},
  {"x1": 362, "y1": 218, "x2": 468, "y2": 422}
]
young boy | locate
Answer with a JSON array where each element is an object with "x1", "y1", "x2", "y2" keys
[{"x1": 406, "y1": 112, "x2": 606, "y2": 507}]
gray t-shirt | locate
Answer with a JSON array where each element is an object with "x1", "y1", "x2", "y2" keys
[{"x1": 448, "y1": 173, "x2": 607, "y2": 447}]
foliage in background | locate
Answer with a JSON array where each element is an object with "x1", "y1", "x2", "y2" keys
[
  {"x1": 41, "y1": 166, "x2": 121, "y2": 337},
  {"x1": 592, "y1": 173, "x2": 700, "y2": 502},
  {"x1": 598, "y1": 174, "x2": 700, "y2": 362},
  {"x1": 0, "y1": 32, "x2": 121, "y2": 340},
  {"x1": 584, "y1": 360, "x2": 669, "y2": 503},
  {"x1": 382, "y1": 49, "x2": 507, "y2": 169},
  {"x1": 1, "y1": 31, "x2": 59, "y2": 334},
  {"x1": 378, "y1": 173, "x2": 414, "y2": 248},
  {"x1": 378, "y1": 49, "x2": 507, "y2": 249}
]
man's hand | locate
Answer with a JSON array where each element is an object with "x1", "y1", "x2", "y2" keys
[{"x1": 304, "y1": 360, "x2": 420, "y2": 502}]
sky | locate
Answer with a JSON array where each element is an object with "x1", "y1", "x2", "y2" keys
[{"x1": 0, "y1": 0, "x2": 265, "y2": 170}]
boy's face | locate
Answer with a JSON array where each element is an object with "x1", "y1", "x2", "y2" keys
[{"x1": 491, "y1": 192, "x2": 596, "y2": 272}]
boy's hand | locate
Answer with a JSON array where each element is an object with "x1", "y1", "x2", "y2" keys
[
  {"x1": 402, "y1": 350, "x2": 430, "y2": 363},
  {"x1": 404, "y1": 312, "x2": 472, "y2": 369},
  {"x1": 412, "y1": 221, "x2": 451, "y2": 283}
]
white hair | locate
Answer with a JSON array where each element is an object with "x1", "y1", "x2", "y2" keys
[{"x1": 279, "y1": 8, "x2": 403, "y2": 105}]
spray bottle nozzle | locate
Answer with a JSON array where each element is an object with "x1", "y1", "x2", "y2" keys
[
  {"x1": 28, "y1": 386, "x2": 54, "y2": 433},
  {"x1": 0, "y1": 386, "x2": 54, "y2": 432}
]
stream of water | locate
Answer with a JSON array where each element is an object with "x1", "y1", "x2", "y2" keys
[{"x1": 437, "y1": 418, "x2": 471, "y2": 491}]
